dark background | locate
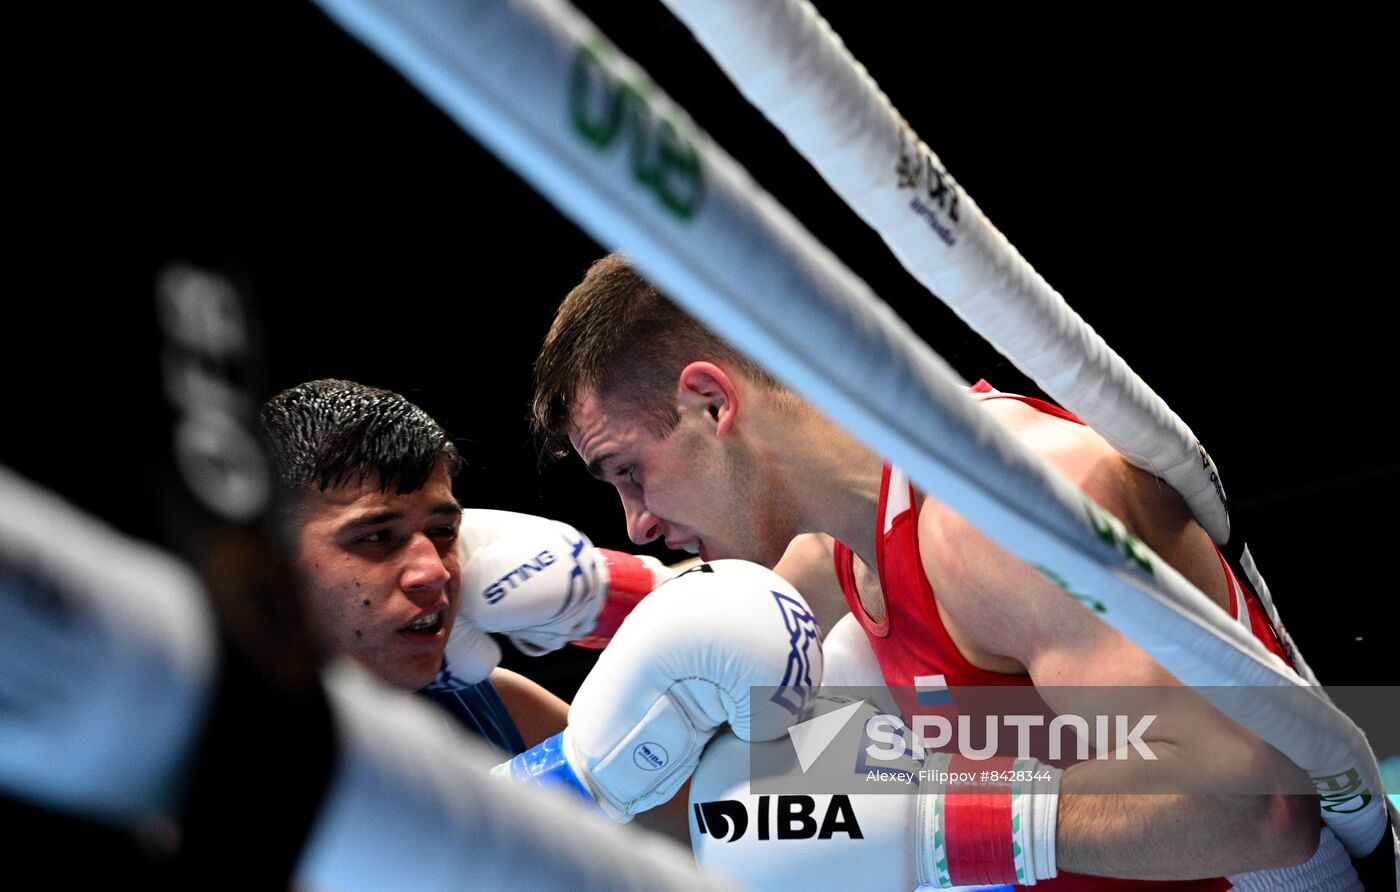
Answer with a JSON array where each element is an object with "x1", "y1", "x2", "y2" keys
[{"x1": 7, "y1": 2, "x2": 1393, "y2": 684}]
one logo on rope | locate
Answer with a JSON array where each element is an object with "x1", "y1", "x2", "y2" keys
[
  {"x1": 895, "y1": 131, "x2": 961, "y2": 246},
  {"x1": 1196, "y1": 441, "x2": 1229, "y2": 512},
  {"x1": 1313, "y1": 768, "x2": 1373, "y2": 814},
  {"x1": 1087, "y1": 501, "x2": 1154, "y2": 576},
  {"x1": 569, "y1": 40, "x2": 705, "y2": 220},
  {"x1": 1035, "y1": 563, "x2": 1108, "y2": 613}
]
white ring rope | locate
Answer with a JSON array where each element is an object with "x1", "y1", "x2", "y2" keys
[
  {"x1": 657, "y1": 0, "x2": 1229, "y2": 543},
  {"x1": 654, "y1": 0, "x2": 1313, "y2": 672},
  {"x1": 310, "y1": 0, "x2": 1393, "y2": 865}
]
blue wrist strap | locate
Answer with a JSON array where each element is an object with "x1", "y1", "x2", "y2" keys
[{"x1": 497, "y1": 732, "x2": 596, "y2": 806}]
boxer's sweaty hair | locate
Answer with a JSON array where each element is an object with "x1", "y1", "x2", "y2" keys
[
  {"x1": 531, "y1": 252, "x2": 782, "y2": 463},
  {"x1": 261, "y1": 379, "x2": 461, "y2": 494}
]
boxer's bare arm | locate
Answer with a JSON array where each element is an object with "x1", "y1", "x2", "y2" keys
[
  {"x1": 774, "y1": 533, "x2": 850, "y2": 634},
  {"x1": 917, "y1": 411, "x2": 1318, "y2": 879},
  {"x1": 634, "y1": 780, "x2": 695, "y2": 845},
  {"x1": 490, "y1": 667, "x2": 570, "y2": 749}
]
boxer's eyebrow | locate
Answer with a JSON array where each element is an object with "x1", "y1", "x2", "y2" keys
[
  {"x1": 586, "y1": 452, "x2": 616, "y2": 482},
  {"x1": 338, "y1": 510, "x2": 403, "y2": 533},
  {"x1": 336, "y1": 502, "x2": 459, "y2": 535}
]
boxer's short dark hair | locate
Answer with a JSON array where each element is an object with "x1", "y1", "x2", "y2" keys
[
  {"x1": 261, "y1": 379, "x2": 461, "y2": 495},
  {"x1": 531, "y1": 253, "x2": 781, "y2": 462}
]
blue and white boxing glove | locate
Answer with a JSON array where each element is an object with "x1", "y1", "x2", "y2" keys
[
  {"x1": 497, "y1": 560, "x2": 823, "y2": 820},
  {"x1": 445, "y1": 510, "x2": 674, "y2": 683}
]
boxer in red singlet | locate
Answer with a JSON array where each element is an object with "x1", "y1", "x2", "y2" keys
[{"x1": 531, "y1": 254, "x2": 1321, "y2": 888}]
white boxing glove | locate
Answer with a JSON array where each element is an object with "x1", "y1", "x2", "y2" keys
[
  {"x1": 690, "y1": 712, "x2": 921, "y2": 892},
  {"x1": 690, "y1": 696, "x2": 1019, "y2": 892},
  {"x1": 687, "y1": 626, "x2": 924, "y2": 892},
  {"x1": 820, "y1": 613, "x2": 883, "y2": 688},
  {"x1": 440, "y1": 620, "x2": 503, "y2": 685},
  {"x1": 454, "y1": 510, "x2": 608, "y2": 656},
  {"x1": 445, "y1": 511, "x2": 675, "y2": 684},
  {"x1": 820, "y1": 611, "x2": 903, "y2": 718},
  {"x1": 497, "y1": 560, "x2": 823, "y2": 820}
]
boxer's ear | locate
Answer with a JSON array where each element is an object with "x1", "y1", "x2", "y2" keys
[{"x1": 678, "y1": 362, "x2": 739, "y2": 437}]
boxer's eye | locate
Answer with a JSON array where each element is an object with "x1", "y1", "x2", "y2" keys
[{"x1": 620, "y1": 465, "x2": 638, "y2": 485}]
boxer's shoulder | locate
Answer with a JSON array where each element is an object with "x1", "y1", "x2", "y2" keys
[
  {"x1": 978, "y1": 396, "x2": 1125, "y2": 491},
  {"x1": 775, "y1": 533, "x2": 850, "y2": 633}
]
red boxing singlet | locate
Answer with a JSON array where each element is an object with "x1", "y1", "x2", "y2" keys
[{"x1": 830, "y1": 383, "x2": 1293, "y2": 891}]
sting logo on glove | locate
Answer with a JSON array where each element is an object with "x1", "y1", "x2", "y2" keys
[{"x1": 481, "y1": 549, "x2": 558, "y2": 605}]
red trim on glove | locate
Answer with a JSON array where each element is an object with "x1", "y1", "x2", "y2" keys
[
  {"x1": 570, "y1": 549, "x2": 653, "y2": 649},
  {"x1": 945, "y1": 755, "x2": 1016, "y2": 887}
]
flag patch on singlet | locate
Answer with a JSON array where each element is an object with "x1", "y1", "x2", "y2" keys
[{"x1": 914, "y1": 674, "x2": 953, "y2": 706}]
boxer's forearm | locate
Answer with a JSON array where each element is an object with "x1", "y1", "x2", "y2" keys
[
  {"x1": 1056, "y1": 753, "x2": 1319, "y2": 879},
  {"x1": 633, "y1": 779, "x2": 694, "y2": 845}
]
